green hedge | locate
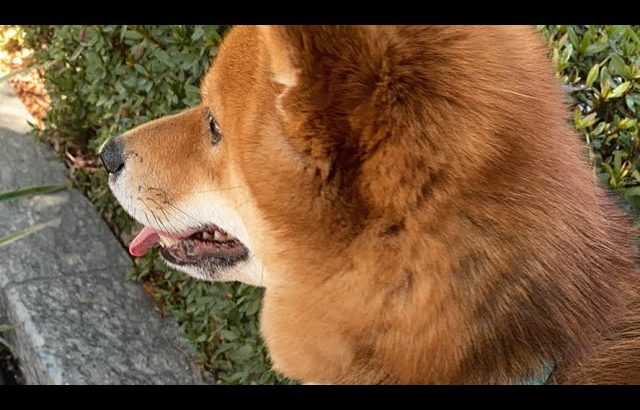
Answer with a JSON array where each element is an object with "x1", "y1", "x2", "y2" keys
[
  {"x1": 21, "y1": 25, "x2": 640, "y2": 384},
  {"x1": 539, "y1": 25, "x2": 640, "y2": 214}
]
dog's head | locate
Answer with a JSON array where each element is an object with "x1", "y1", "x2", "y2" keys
[
  {"x1": 101, "y1": 26, "x2": 274, "y2": 285},
  {"x1": 101, "y1": 26, "x2": 396, "y2": 286},
  {"x1": 101, "y1": 25, "x2": 543, "y2": 289}
]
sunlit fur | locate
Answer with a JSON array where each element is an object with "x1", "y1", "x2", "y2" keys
[{"x1": 109, "y1": 26, "x2": 640, "y2": 384}]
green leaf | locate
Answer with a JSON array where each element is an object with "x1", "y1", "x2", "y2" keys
[
  {"x1": 184, "y1": 83, "x2": 200, "y2": 100},
  {"x1": 609, "y1": 53, "x2": 627, "y2": 77},
  {"x1": 599, "y1": 65, "x2": 611, "y2": 96},
  {"x1": 624, "y1": 187, "x2": 640, "y2": 197},
  {"x1": 551, "y1": 47, "x2": 560, "y2": 70},
  {"x1": 580, "y1": 113, "x2": 597, "y2": 129},
  {"x1": 592, "y1": 121, "x2": 606, "y2": 136},
  {"x1": 152, "y1": 48, "x2": 171, "y2": 67},
  {"x1": 585, "y1": 41, "x2": 609, "y2": 55},
  {"x1": 585, "y1": 64, "x2": 600, "y2": 87},
  {"x1": 626, "y1": 94, "x2": 636, "y2": 113},
  {"x1": 123, "y1": 29, "x2": 143, "y2": 41},
  {"x1": 219, "y1": 329, "x2": 238, "y2": 341},
  {"x1": 607, "y1": 81, "x2": 631, "y2": 100},
  {"x1": 600, "y1": 79, "x2": 611, "y2": 99},
  {"x1": 579, "y1": 29, "x2": 593, "y2": 54},
  {"x1": 119, "y1": 25, "x2": 128, "y2": 41},
  {"x1": 601, "y1": 161, "x2": 615, "y2": 177},
  {"x1": 232, "y1": 345, "x2": 254, "y2": 361},
  {"x1": 561, "y1": 43, "x2": 573, "y2": 64},
  {"x1": 613, "y1": 151, "x2": 623, "y2": 174},
  {"x1": 618, "y1": 118, "x2": 637, "y2": 129},
  {"x1": 191, "y1": 26, "x2": 205, "y2": 42},
  {"x1": 628, "y1": 28, "x2": 640, "y2": 44},
  {"x1": 573, "y1": 106, "x2": 582, "y2": 125},
  {"x1": 245, "y1": 297, "x2": 261, "y2": 316},
  {"x1": 567, "y1": 27, "x2": 580, "y2": 48},
  {"x1": 609, "y1": 26, "x2": 628, "y2": 41},
  {"x1": 70, "y1": 45, "x2": 87, "y2": 63}
]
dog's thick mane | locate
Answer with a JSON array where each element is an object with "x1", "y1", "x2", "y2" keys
[{"x1": 253, "y1": 26, "x2": 640, "y2": 384}]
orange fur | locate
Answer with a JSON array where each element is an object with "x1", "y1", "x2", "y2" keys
[{"x1": 110, "y1": 26, "x2": 640, "y2": 384}]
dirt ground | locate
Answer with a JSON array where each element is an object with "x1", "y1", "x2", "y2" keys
[{"x1": 0, "y1": 25, "x2": 49, "y2": 128}]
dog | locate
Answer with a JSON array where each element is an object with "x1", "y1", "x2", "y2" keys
[{"x1": 100, "y1": 26, "x2": 640, "y2": 384}]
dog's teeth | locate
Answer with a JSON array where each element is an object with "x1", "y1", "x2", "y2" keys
[
  {"x1": 213, "y1": 231, "x2": 225, "y2": 242},
  {"x1": 202, "y1": 231, "x2": 214, "y2": 241},
  {"x1": 184, "y1": 241, "x2": 196, "y2": 256}
]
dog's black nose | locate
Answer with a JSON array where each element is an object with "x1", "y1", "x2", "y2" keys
[{"x1": 99, "y1": 137, "x2": 125, "y2": 174}]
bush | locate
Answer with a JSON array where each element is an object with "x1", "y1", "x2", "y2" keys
[
  {"x1": 539, "y1": 25, "x2": 640, "y2": 214},
  {"x1": 20, "y1": 25, "x2": 640, "y2": 384},
  {"x1": 22, "y1": 25, "x2": 289, "y2": 385}
]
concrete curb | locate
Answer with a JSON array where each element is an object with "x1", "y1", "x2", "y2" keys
[{"x1": 0, "y1": 82, "x2": 204, "y2": 384}]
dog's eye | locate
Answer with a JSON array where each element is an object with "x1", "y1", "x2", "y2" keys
[{"x1": 208, "y1": 113, "x2": 223, "y2": 145}]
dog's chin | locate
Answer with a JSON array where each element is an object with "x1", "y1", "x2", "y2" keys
[{"x1": 162, "y1": 255, "x2": 266, "y2": 286}]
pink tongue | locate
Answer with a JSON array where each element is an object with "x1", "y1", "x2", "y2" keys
[{"x1": 129, "y1": 226, "x2": 162, "y2": 257}]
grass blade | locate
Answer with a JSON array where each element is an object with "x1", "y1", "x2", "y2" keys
[
  {"x1": 0, "y1": 183, "x2": 68, "y2": 201},
  {"x1": 0, "y1": 324, "x2": 16, "y2": 355},
  {"x1": 0, "y1": 218, "x2": 60, "y2": 249},
  {"x1": 0, "y1": 336, "x2": 14, "y2": 354}
]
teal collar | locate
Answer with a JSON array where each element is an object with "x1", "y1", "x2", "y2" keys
[{"x1": 517, "y1": 362, "x2": 555, "y2": 385}]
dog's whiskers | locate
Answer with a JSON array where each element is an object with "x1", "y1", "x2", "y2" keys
[
  {"x1": 146, "y1": 197, "x2": 189, "y2": 234},
  {"x1": 144, "y1": 185, "x2": 252, "y2": 196},
  {"x1": 141, "y1": 197, "x2": 175, "y2": 235},
  {"x1": 162, "y1": 201, "x2": 203, "y2": 226},
  {"x1": 136, "y1": 196, "x2": 157, "y2": 229}
]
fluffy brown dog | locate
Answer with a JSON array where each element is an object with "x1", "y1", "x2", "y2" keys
[{"x1": 100, "y1": 26, "x2": 640, "y2": 384}]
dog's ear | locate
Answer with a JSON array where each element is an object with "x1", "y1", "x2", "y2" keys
[
  {"x1": 257, "y1": 25, "x2": 300, "y2": 88},
  {"x1": 258, "y1": 25, "x2": 389, "y2": 125},
  {"x1": 257, "y1": 25, "x2": 380, "y2": 94},
  {"x1": 257, "y1": 26, "x2": 378, "y2": 166},
  {"x1": 257, "y1": 26, "x2": 398, "y2": 183}
]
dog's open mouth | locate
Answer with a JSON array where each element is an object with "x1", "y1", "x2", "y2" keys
[{"x1": 129, "y1": 225, "x2": 249, "y2": 267}]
